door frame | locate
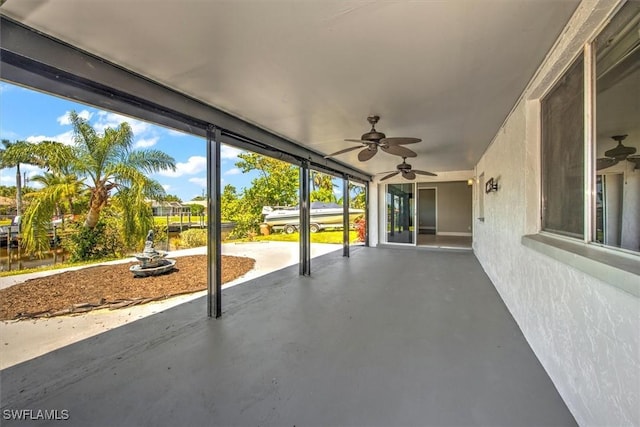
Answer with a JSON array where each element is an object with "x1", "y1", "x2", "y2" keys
[
  {"x1": 382, "y1": 182, "x2": 417, "y2": 246},
  {"x1": 417, "y1": 187, "x2": 437, "y2": 236}
]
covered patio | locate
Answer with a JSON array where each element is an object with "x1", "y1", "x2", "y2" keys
[
  {"x1": 1, "y1": 0, "x2": 638, "y2": 425},
  {"x1": 1, "y1": 247, "x2": 575, "y2": 426}
]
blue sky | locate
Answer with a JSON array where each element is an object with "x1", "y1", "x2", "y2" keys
[{"x1": 0, "y1": 82, "x2": 259, "y2": 202}]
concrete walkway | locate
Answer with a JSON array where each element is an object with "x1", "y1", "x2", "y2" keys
[{"x1": 0, "y1": 242, "x2": 342, "y2": 369}]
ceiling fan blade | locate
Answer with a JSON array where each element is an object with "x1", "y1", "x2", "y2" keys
[
  {"x1": 324, "y1": 145, "x2": 364, "y2": 158},
  {"x1": 596, "y1": 158, "x2": 618, "y2": 170},
  {"x1": 627, "y1": 155, "x2": 640, "y2": 170},
  {"x1": 381, "y1": 137, "x2": 421, "y2": 145},
  {"x1": 345, "y1": 139, "x2": 368, "y2": 144},
  {"x1": 380, "y1": 171, "x2": 400, "y2": 181},
  {"x1": 403, "y1": 170, "x2": 417, "y2": 180},
  {"x1": 381, "y1": 144, "x2": 417, "y2": 158},
  {"x1": 358, "y1": 146, "x2": 378, "y2": 161},
  {"x1": 414, "y1": 170, "x2": 438, "y2": 177}
]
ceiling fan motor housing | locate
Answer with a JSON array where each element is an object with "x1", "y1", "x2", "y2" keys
[
  {"x1": 361, "y1": 115, "x2": 386, "y2": 142},
  {"x1": 398, "y1": 161, "x2": 411, "y2": 171},
  {"x1": 605, "y1": 134, "x2": 636, "y2": 161},
  {"x1": 361, "y1": 130, "x2": 386, "y2": 142}
]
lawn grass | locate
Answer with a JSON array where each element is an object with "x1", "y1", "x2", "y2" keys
[
  {"x1": 246, "y1": 230, "x2": 360, "y2": 244},
  {"x1": 153, "y1": 215, "x2": 207, "y2": 225}
]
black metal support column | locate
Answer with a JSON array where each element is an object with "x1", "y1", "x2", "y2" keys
[
  {"x1": 343, "y1": 176, "x2": 350, "y2": 257},
  {"x1": 207, "y1": 126, "x2": 222, "y2": 318},
  {"x1": 365, "y1": 181, "x2": 370, "y2": 247},
  {"x1": 299, "y1": 162, "x2": 311, "y2": 276}
]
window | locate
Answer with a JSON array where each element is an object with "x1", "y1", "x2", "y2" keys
[
  {"x1": 541, "y1": 1, "x2": 639, "y2": 254},
  {"x1": 594, "y1": 3, "x2": 640, "y2": 253},
  {"x1": 541, "y1": 56, "x2": 584, "y2": 238}
]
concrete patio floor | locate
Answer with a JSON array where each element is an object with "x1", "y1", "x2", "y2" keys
[
  {"x1": 0, "y1": 242, "x2": 342, "y2": 369},
  {"x1": 1, "y1": 246, "x2": 576, "y2": 426}
]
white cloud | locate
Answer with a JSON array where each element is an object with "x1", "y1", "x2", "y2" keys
[
  {"x1": 0, "y1": 165, "x2": 46, "y2": 187},
  {"x1": 0, "y1": 129, "x2": 20, "y2": 140},
  {"x1": 94, "y1": 111, "x2": 151, "y2": 136},
  {"x1": 167, "y1": 129, "x2": 186, "y2": 136},
  {"x1": 134, "y1": 137, "x2": 159, "y2": 148},
  {"x1": 21, "y1": 164, "x2": 43, "y2": 174},
  {"x1": 26, "y1": 130, "x2": 75, "y2": 145},
  {"x1": 158, "y1": 156, "x2": 206, "y2": 177},
  {"x1": 188, "y1": 177, "x2": 207, "y2": 187},
  {"x1": 0, "y1": 174, "x2": 15, "y2": 186},
  {"x1": 221, "y1": 145, "x2": 244, "y2": 159},
  {"x1": 56, "y1": 109, "x2": 93, "y2": 126},
  {"x1": 162, "y1": 184, "x2": 171, "y2": 192},
  {"x1": 224, "y1": 167, "x2": 241, "y2": 176}
]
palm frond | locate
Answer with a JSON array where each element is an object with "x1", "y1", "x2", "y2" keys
[
  {"x1": 126, "y1": 149, "x2": 176, "y2": 174},
  {"x1": 21, "y1": 190, "x2": 58, "y2": 256}
]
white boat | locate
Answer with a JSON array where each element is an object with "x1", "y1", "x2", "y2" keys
[{"x1": 262, "y1": 202, "x2": 364, "y2": 233}]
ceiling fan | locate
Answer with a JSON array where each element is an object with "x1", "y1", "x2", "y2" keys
[
  {"x1": 324, "y1": 115, "x2": 420, "y2": 162},
  {"x1": 596, "y1": 134, "x2": 637, "y2": 170},
  {"x1": 379, "y1": 157, "x2": 437, "y2": 181}
]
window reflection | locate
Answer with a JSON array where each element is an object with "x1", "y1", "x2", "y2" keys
[{"x1": 595, "y1": 4, "x2": 640, "y2": 252}]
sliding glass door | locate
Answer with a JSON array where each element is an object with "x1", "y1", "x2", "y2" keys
[{"x1": 385, "y1": 183, "x2": 414, "y2": 244}]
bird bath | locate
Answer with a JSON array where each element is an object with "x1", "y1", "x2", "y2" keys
[{"x1": 130, "y1": 230, "x2": 176, "y2": 277}]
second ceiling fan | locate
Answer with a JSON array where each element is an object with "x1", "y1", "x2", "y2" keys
[
  {"x1": 380, "y1": 157, "x2": 437, "y2": 181},
  {"x1": 325, "y1": 115, "x2": 420, "y2": 162}
]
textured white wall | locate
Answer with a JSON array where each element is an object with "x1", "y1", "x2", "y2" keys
[{"x1": 474, "y1": 1, "x2": 639, "y2": 424}]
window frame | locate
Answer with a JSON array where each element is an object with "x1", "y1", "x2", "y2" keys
[{"x1": 539, "y1": 13, "x2": 639, "y2": 258}]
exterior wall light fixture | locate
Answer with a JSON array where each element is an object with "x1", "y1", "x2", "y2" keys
[{"x1": 485, "y1": 177, "x2": 498, "y2": 193}]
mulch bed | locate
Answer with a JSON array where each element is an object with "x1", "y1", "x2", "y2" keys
[{"x1": 0, "y1": 255, "x2": 255, "y2": 321}]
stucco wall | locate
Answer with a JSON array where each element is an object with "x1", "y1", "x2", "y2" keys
[{"x1": 473, "y1": 1, "x2": 639, "y2": 424}]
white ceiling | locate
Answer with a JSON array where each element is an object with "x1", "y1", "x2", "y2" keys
[{"x1": 1, "y1": 0, "x2": 580, "y2": 177}]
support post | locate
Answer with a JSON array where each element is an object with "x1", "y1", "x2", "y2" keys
[
  {"x1": 365, "y1": 181, "x2": 370, "y2": 247},
  {"x1": 299, "y1": 162, "x2": 311, "y2": 276},
  {"x1": 207, "y1": 126, "x2": 222, "y2": 318},
  {"x1": 343, "y1": 176, "x2": 350, "y2": 257}
]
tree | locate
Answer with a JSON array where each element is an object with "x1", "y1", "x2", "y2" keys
[
  {"x1": 310, "y1": 171, "x2": 338, "y2": 203},
  {"x1": 186, "y1": 203, "x2": 205, "y2": 216},
  {"x1": 350, "y1": 183, "x2": 366, "y2": 210},
  {"x1": 161, "y1": 194, "x2": 182, "y2": 203},
  {"x1": 1, "y1": 139, "x2": 77, "y2": 218},
  {"x1": 66, "y1": 111, "x2": 175, "y2": 229},
  {"x1": 21, "y1": 111, "x2": 176, "y2": 255},
  {"x1": 1, "y1": 140, "x2": 34, "y2": 216},
  {"x1": 221, "y1": 154, "x2": 299, "y2": 237}
]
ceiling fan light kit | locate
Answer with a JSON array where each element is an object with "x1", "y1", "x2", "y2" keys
[{"x1": 324, "y1": 115, "x2": 420, "y2": 162}]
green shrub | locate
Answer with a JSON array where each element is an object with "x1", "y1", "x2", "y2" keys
[
  {"x1": 62, "y1": 221, "x2": 124, "y2": 262},
  {"x1": 178, "y1": 228, "x2": 208, "y2": 248}
]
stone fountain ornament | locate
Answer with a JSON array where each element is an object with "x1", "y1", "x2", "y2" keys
[{"x1": 130, "y1": 230, "x2": 176, "y2": 277}]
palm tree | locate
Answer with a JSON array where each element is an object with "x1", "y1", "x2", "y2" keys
[
  {"x1": 67, "y1": 111, "x2": 175, "y2": 229},
  {"x1": 21, "y1": 111, "x2": 176, "y2": 255},
  {"x1": 0, "y1": 139, "x2": 72, "y2": 217},
  {"x1": 28, "y1": 171, "x2": 81, "y2": 223},
  {"x1": 0, "y1": 139, "x2": 33, "y2": 216},
  {"x1": 310, "y1": 171, "x2": 337, "y2": 203}
]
